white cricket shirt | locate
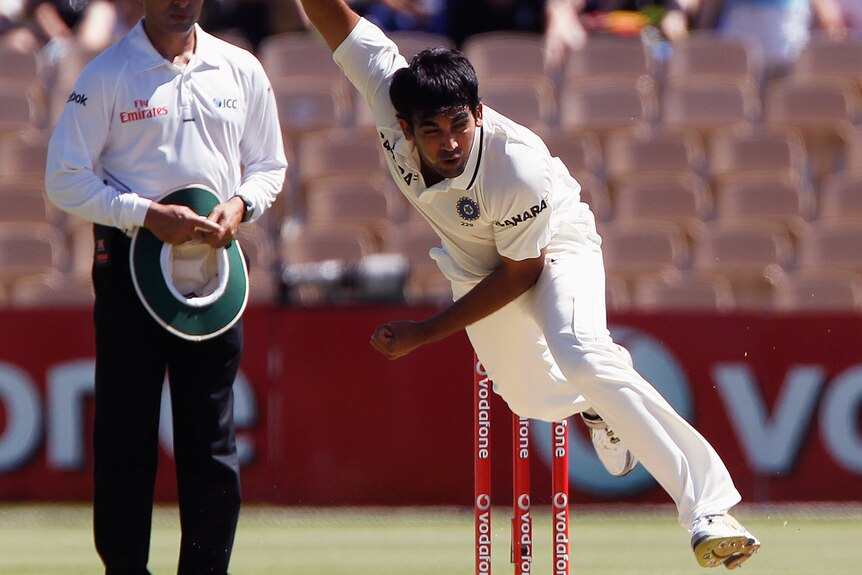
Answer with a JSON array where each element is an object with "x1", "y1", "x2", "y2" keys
[
  {"x1": 333, "y1": 18, "x2": 586, "y2": 282},
  {"x1": 46, "y1": 20, "x2": 287, "y2": 232}
]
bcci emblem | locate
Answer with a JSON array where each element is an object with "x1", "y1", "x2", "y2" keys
[{"x1": 457, "y1": 196, "x2": 480, "y2": 221}]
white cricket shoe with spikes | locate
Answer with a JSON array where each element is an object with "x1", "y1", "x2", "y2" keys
[
  {"x1": 690, "y1": 513, "x2": 761, "y2": 569},
  {"x1": 580, "y1": 410, "x2": 638, "y2": 477}
]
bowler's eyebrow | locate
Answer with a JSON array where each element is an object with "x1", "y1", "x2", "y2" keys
[{"x1": 419, "y1": 109, "x2": 471, "y2": 127}]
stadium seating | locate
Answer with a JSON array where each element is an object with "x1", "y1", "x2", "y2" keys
[
  {"x1": 604, "y1": 125, "x2": 706, "y2": 189},
  {"x1": 10, "y1": 30, "x2": 862, "y2": 310},
  {"x1": 600, "y1": 221, "x2": 690, "y2": 285},
  {"x1": 559, "y1": 76, "x2": 660, "y2": 141},
  {"x1": 772, "y1": 269, "x2": 862, "y2": 312},
  {"x1": 712, "y1": 172, "x2": 815, "y2": 241},
  {"x1": 632, "y1": 271, "x2": 736, "y2": 312},
  {"x1": 612, "y1": 172, "x2": 712, "y2": 240},
  {"x1": 562, "y1": 36, "x2": 654, "y2": 85},
  {"x1": 662, "y1": 77, "x2": 762, "y2": 141},
  {"x1": 764, "y1": 78, "x2": 861, "y2": 183},
  {"x1": 692, "y1": 221, "x2": 795, "y2": 309},
  {"x1": 707, "y1": 125, "x2": 809, "y2": 186},
  {"x1": 664, "y1": 32, "x2": 764, "y2": 88}
]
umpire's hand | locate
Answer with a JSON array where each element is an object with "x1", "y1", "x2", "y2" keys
[{"x1": 143, "y1": 202, "x2": 222, "y2": 245}]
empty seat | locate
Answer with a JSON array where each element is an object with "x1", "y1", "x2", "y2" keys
[
  {"x1": 0, "y1": 137, "x2": 49, "y2": 180},
  {"x1": 0, "y1": 223, "x2": 66, "y2": 289},
  {"x1": 604, "y1": 125, "x2": 705, "y2": 188},
  {"x1": 388, "y1": 30, "x2": 454, "y2": 58},
  {"x1": 281, "y1": 222, "x2": 377, "y2": 265},
  {"x1": 0, "y1": 45, "x2": 42, "y2": 89},
  {"x1": 563, "y1": 36, "x2": 654, "y2": 84},
  {"x1": 613, "y1": 173, "x2": 712, "y2": 238},
  {"x1": 773, "y1": 269, "x2": 862, "y2": 312},
  {"x1": 303, "y1": 176, "x2": 397, "y2": 246},
  {"x1": 632, "y1": 271, "x2": 735, "y2": 312},
  {"x1": 573, "y1": 171, "x2": 612, "y2": 223},
  {"x1": 0, "y1": 183, "x2": 57, "y2": 226},
  {"x1": 480, "y1": 77, "x2": 555, "y2": 130},
  {"x1": 236, "y1": 223, "x2": 278, "y2": 274},
  {"x1": 708, "y1": 125, "x2": 809, "y2": 185},
  {"x1": 662, "y1": 77, "x2": 761, "y2": 140},
  {"x1": 713, "y1": 172, "x2": 815, "y2": 239},
  {"x1": 693, "y1": 221, "x2": 795, "y2": 309},
  {"x1": 600, "y1": 221, "x2": 689, "y2": 284},
  {"x1": 0, "y1": 86, "x2": 43, "y2": 140},
  {"x1": 280, "y1": 222, "x2": 380, "y2": 305},
  {"x1": 383, "y1": 222, "x2": 450, "y2": 304},
  {"x1": 296, "y1": 128, "x2": 386, "y2": 190},
  {"x1": 559, "y1": 76, "x2": 659, "y2": 140},
  {"x1": 259, "y1": 32, "x2": 347, "y2": 83},
  {"x1": 462, "y1": 31, "x2": 549, "y2": 86},
  {"x1": 764, "y1": 79, "x2": 861, "y2": 181},
  {"x1": 844, "y1": 129, "x2": 862, "y2": 175},
  {"x1": 542, "y1": 129, "x2": 604, "y2": 180},
  {"x1": 791, "y1": 36, "x2": 862, "y2": 90},
  {"x1": 8, "y1": 271, "x2": 93, "y2": 309},
  {"x1": 665, "y1": 32, "x2": 764, "y2": 88},
  {"x1": 797, "y1": 219, "x2": 862, "y2": 274},
  {"x1": 819, "y1": 172, "x2": 862, "y2": 220},
  {"x1": 272, "y1": 78, "x2": 354, "y2": 139}
]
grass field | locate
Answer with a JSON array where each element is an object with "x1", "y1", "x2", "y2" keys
[{"x1": 0, "y1": 503, "x2": 859, "y2": 574}]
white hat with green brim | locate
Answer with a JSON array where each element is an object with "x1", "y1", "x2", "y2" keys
[{"x1": 130, "y1": 185, "x2": 248, "y2": 341}]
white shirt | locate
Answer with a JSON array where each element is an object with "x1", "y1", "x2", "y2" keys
[
  {"x1": 46, "y1": 20, "x2": 287, "y2": 232},
  {"x1": 334, "y1": 18, "x2": 586, "y2": 283}
]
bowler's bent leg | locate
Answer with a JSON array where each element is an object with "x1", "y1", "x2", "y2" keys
[{"x1": 531, "y1": 238, "x2": 741, "y2": 527}]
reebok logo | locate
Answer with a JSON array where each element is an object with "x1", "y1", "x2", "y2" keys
[{"x1": 67, "y1": 92, "x2": 88, "y2": 106}]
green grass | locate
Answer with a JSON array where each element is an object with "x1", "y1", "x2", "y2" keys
[{"x1": 0, "y1": 503, "x2": 859, "y2": 574}]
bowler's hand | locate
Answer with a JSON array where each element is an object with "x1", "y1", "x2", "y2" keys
[
  {"x1": 144, "y1": 202, "x2": 222, "y2": 245},
  {"x1": 370, "y1": 320, "x2": 428, "y2": 360},
  {"x1": 202, "y1": 196, "x2": 245, "y2": 248}
]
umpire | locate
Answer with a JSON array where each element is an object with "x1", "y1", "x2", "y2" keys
[{"x1": 44, "y1": 1, "x2": 286, "y2": 573}]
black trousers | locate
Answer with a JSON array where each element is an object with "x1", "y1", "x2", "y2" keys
[{"x1": 91, "y1": 225, "x2": 242, "y2": 575}]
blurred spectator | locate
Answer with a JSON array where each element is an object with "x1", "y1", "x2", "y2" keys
[
  {"x1": 835, "y1": 0, "x2": 861, "y2": 33},
  {"x1": 449, "y1": 0, "x2": 546, "y2": 47},
  {"x1": 1, "y1": 0, "x2": 24, "y2": 32},
  {"x1": 199, "y1": 0, "x2": 278, "y2": 52},
  {"x1": 0, "y1": 0, "x2": 37, "y2": 51},
  {"x1": 698, "y1": 0, "x2": 847, "y2": 78},
  {"x1": 77, "y1": 0, "x2": 142, "y2": 52},
  {"x1": 545, "y1": 0, "x2": 695, "y2": 71},
  {"x1": 349, "y1": 0, "x2": 449, "y2": 35}
]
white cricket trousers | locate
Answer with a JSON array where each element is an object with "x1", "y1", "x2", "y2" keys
[{"x1": 451, "y1": 218, "x2": 742, "y2": 528}]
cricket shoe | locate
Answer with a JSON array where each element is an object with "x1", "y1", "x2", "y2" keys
[
  {"x1": 690, "y1": 513, "x2": 761, "y2": 569},
  {"x1": 580, "y1": 410, "x2": 637, "y2": 477}
]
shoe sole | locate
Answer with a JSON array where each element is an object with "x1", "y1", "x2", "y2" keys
[
  {"x1": 692, "y1": 534, "x2": 760, "y2": 569},
  {"x1": 609, "y1": 452, "x2": 638, "y2": 477}
]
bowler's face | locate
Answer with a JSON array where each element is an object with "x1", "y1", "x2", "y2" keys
[{"x1": 400, "y1": 104, "x2": 483, "y2": 186}]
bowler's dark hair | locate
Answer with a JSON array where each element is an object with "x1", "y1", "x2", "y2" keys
[{"x1": 389, "y1": 47, "x2": 480, "y2": 127}]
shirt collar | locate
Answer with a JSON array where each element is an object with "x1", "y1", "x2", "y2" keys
[
  {"x1": 419, "y1": 123, "x2": 484, "y2": 195},
  {"x1": 127, "y1": 20, "x2": 221, "y2": 73},
  {"x1": 449, "y1": 124, "x2": 484, "y2": 190}
]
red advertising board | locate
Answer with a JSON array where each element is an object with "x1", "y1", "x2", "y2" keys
[{"x1": 0, "y1": 306, "x2": 860, "y2": 505}]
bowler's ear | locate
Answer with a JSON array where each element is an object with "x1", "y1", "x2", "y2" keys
[
  {"x1": 475, "y1": 102, "x2": 483, "y2": 127},
  {"x1": 397, "y1": 117, "x2": 414, "y2": 141}
]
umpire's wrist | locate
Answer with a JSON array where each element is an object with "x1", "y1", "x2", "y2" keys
[{"x1": 232, "y1": 194, "x2": 254, "y2": 222}]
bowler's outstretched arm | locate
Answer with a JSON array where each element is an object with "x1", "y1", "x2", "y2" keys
[{"x1": 297, "y1": 0, "x2": 360, "y2": 52}]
